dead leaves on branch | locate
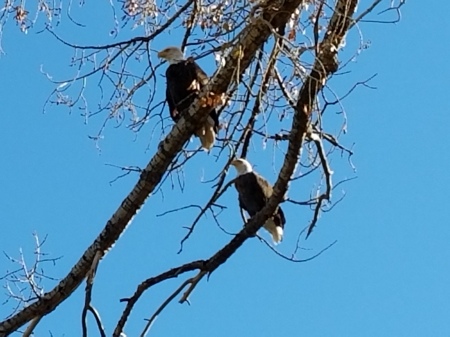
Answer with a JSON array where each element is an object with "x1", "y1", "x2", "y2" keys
[{"x1": 200, "y1": 92, "x2": 227, "y2": 109}]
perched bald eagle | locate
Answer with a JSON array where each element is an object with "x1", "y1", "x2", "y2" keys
[
  {"x1": 231, "y1": 158, "x2": 286, "y2": 244},
  {"x1": 157, "y1": 46, "x2": 219, "y2": 151}
]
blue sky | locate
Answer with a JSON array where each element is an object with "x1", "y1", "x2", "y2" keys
[{"x1": 1, "y1": 1, "x2": 450, "y2": 336}]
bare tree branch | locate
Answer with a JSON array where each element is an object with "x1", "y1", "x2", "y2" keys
[
  {"x1": 139, "y1": 278, "x2": 191, "y2": 337},
  {"x1": 81, "y1": 251, "x2": 103, "y2": 337},
  {"x1": 22, "y1": 316, "x2": 41, "y2": 337},
  {"x1": 114, "y1": 260, "x2": 205, "y2": 336}
]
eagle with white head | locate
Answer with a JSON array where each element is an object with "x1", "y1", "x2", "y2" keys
[
  {"x1": 231, "y1": 158, "x2": 286, "y2": 244},
  {"x1": 157, "y1": 46, "x2": 219, "y2": 151}
]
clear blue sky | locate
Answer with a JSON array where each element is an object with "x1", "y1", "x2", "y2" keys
[{"x1": 1, "y1": 1, "x2": 450, "y2": 336}]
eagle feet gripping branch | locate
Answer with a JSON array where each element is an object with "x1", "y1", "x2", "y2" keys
[
  {"x1": 231, "y1": 158, "x2": 286, "y2": 244},
  {"x1": 158, "y1": 47, "x2": 220, "y2": 151}
]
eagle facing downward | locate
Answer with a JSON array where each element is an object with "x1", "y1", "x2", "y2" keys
[
  {"x1": 231, "y1": 158, "x2": 286, "y2": 244},
  {"x1": 157, "y1": 46, "x2": 219, "y2": 151}
]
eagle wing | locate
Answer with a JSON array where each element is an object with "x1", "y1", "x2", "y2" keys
[
  {"x1": 254, "y1": 173, "x2": 286, "y2": 228},
  {"x1": 254, "y1": 173, "x2": 273, "y2": 200},
  {"x1": 187, "y1": 57, "x2": 209, "y2": 86},
  {"x1": 187, "y1": 58, "x2": 220, "y2": 132},
  {"x1": 234, "y1": 173, "x2": 270, "y2": 217},
  {"x1": 165, "y1": 86, "x2": 179, "y2": 121}
]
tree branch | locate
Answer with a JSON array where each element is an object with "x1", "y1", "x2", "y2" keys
[{"x1": 113, "y1": 260, "x2": 205, "y2": 337}]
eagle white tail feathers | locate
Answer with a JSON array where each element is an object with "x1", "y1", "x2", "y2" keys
[
  {"x1": 199, "y1": 124, "x2": 216, "y2": 151},
  {"x1": 195, "y1": 116, "x2": 216, "y2": 151},
  {"x1": 264, "y1": 218, "x2": 284, "y2": 244}
]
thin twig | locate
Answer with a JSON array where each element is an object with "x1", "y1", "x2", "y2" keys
[
  {"x1": 140, "y1": 279, "x2": 192, "y2": 337},
  {"x1": 22, "y1": 316, "x2": 42, "y2": 337},
  {"x1": 179, "y1": 271, "x2": 207, "y2": 304}
]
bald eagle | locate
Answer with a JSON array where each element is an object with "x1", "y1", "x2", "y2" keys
[
  {"x1": 157, "y1": 46, "x2": 219, "y2": 151},
  {"x1": 231, "y1": 158, "x2": 286, "y2": 244}
]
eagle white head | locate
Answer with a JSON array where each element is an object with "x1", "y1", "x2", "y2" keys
[
  {"x1": 231, "y1": 158, "x2": 253, "y2": 176},
  {"x1": 157, "y1": 46, "x2": 185, "y2": 64}
]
